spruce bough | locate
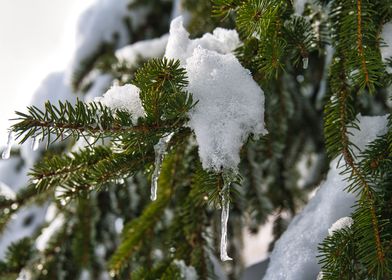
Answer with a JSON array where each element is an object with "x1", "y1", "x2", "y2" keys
[{"x1": 0, "y1": 0, "x2": 391, "y2": 279}]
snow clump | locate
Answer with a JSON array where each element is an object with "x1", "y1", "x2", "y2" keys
[
  {"x1": 328, "y1": 217, "x2": 353, "y2": 236},
  {"x1": 165, "y1": 16, "x2": 241, "y2": 65},
  {"x1": 95, "y1": 84, "x2": 145, "y2": 125},
  {"x1": 165, "y1": 16, "x2": 267, "y2": 171}
]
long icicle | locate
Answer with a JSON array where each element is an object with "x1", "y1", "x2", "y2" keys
[
  {"x1": 150, "y1": 132, "x2": 174, "y2": 201},
  {"x1": 2, "y1": 131, "x2": 14, "y2": 160},
  {"x1": 220, "y1": 175, "x2": 233, "y2": 261}
]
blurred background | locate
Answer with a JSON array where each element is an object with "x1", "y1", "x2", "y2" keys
[{"x1": 0, "y1": 0, "x2": 80, "y2": 145}]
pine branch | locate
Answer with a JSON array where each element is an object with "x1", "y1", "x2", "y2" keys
[{"x1": 108, "y1": 151, "x2": 178, "y2": 274}]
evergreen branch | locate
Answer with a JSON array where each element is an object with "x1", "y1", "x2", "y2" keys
[
  {"x1": 11, "y1": 99, "x2": 159, "y2": 146},
  {"x1": 134, "y1": 58, "x2": 194, "y2": 123},
  {"x1": 109, "y1": 152, "x2": 178, "y2": 274},
  {"x1": 323, "y1": 52, "x2": 389, "y2": 275},
  {"x1": 356, "y1": 0, "x2": 370, "y2": 87}
]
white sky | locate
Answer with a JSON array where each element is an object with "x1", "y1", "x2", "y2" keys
[{"x1": 0, "y1": 0, "x2": 79, "y2": 145}]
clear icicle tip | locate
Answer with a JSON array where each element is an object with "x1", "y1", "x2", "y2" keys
[
  {"x1": 2, "y1": 131, "x2": 14, "y2": 160},
  {"x1": 302, "y1": 57, "x2": 309, "y2": 69},
  {"x1": 220, "y1": 177, "x2": 233, "y2": 262},
  {"x1": 150, "y1": 132, "x2": 174, "y2": 201}
]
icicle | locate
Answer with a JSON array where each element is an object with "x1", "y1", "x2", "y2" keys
[
  {"x1": 302, "y1": 57, "x2": 309, "y2": 69},
  {"x1": 2, "y1": 131, "x2": 14, "y2": 160},
  {"x1": 96, "y1": 111, "x2": 104, "y2": 132},
  {"x1": 150, "y1": 132, "x2": 174, "y2": 201},
  {"x1": 220, "y1": 176, "x2": 233, "y2": 261},
  {"x1": 32, "y1": 134, "x2": 42, "y2": 151}
]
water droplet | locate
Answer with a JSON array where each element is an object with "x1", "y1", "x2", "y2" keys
[
  {"x1": 2, "y1": 131, "x2": 14, "y2": 160},
  {"x1": 151, "y1": 132, "x2": 174, "y2": 201},
  {"x1": 302, "y1": 57, "x2": 309, "y2": 69}
]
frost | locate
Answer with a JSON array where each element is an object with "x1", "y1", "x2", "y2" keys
[
  {"x1": 173, "y1": 259, "x2": 198, "y2": 280},
  {"x1": 220, "y1": 183, "x2": 232, "y2": 261},
  {"x1": 165, "y1": 17, "x2": 266, "y2": 171},
  {"x1": 151, "y1": 132, "x2": 174, "y2": 201},
  {"x1": 165, "y1": 16, "x2": 240, "y2": 65},
  {"x1": 115, "y1": 34, "x2": 169, "y2": 66},
  {"x1": 328, "y1": 217, "x2": 353, "y2": 236},
  {"x1": 264, "y1": 115, "x2": 389, "y2": 280},
  {"x1": 185, "y1": 47, "x2": 267, "y2": 170},
  {"x1": 95, "y1": 84, "x2": 146, "y2": 125},
  {"x1": 2, "y1": 131, "x2": 14, "y2": 160}
]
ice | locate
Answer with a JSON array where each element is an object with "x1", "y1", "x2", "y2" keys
[
  {"x1": 94, "y1": 84, "x2": 146, "y2": 125},
  {"x1": 328, "y1": 217, "x2": 353, "y2": 236},
  {"x1": 151, "y1": 132, "x2": 174, "y2": 201},
  {"x1": 115, "y1": 34, "x2": 169, "y2": 66},
  {"x1": 185, "y1": 47, "x2": 267, "y2": 170},
  {"x1": 264, "y1": 115, "x2": 389, "y2": 280},
  {"x1": 165, "y1": 16, "x2": 240, "y2": 65},
  {"x1": 2, "y1": 131, "x2": 14, "y2": 160},
  {"x1": 220, "y1": 183, "x2": 232, "y2": 261}
]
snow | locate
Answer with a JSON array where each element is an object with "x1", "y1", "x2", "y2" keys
[
  {"x1": 94, "y1": 84, "x2": 146, "y2": 125},
  {"x1": 164, "y1": 17, "x2": 266, "y2": 171},
  {"x1": 185, "y1": 47, "x2": 267, "y2": 170},
  {"x1": 173, "y1": 259, "x2": 198, "y2": 280},
  {"x1": 115, "y1": 34, "x2": 169, "y2": 66},
  {"x1": 294, "y1": 0, "x2": 307, "y2": 15},
  {"x1": 36, "y1": 213, "x2": 65, "y2": 251},
  {"x1": 264, "y1": 114, "x2": 389, "y2": 280},
  {"x1": 68, "y1": 0, "x2": 142, "y2": 78},
  {"x1": 165, "y1": 16, "x2": 241, "y2": 66},
  {"x1": 328, "y1": 217, "x2": 353, "y2": 236},
  {"x1": 381, "y1": 22, "x2": 392, "y2": 63},
  {"x1": 0, "y1": 182, "x2": 16, "y2": 200}
]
